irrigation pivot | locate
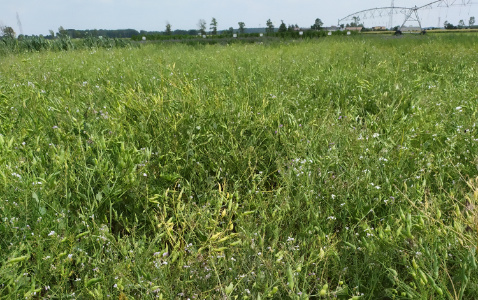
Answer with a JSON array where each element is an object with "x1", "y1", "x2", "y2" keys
[{"x1": 338, "y1": 0, "x2": 474, "y2": 33}]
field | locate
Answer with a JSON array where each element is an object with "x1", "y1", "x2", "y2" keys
[{"x1": 1, "y1": 34, "x2": 478, "y2": 299}]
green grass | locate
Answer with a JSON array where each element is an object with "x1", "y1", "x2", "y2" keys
[{"x1": 1, "y1": 33, "x2": 478, "y2": 299}]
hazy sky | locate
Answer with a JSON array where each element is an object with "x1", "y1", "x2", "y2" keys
[{"x1": 1, "y1": 0, "x2": 477, "y2": 35}]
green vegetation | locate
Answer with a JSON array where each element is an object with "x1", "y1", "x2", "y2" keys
[
  {"x1": 1, "y1": 34, "x2": 478, "y2": 299},
  {"x1": 0, "y1": 35, "x2": 134, "y2": 56}
]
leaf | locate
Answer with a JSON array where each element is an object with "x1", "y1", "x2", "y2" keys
[
  {"x1": 32, "y1": 192, "x2": 39, "y2": 203},
  {"x1": 39, "y1": 206, "x2": 46, "y2": 216},
  {"x1": 287, "y1": 265, "x2": 294, "y2": 290},
  {"x1": 225, "y1": 282, "x2": 234, "y2": 295}
]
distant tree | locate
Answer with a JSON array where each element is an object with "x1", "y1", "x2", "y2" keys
[
  {"x1": 165, "y1": 22, "x2": 172, "y2": 35},
  {"x1": 287, "y1": 24, "x2": 295, "y2": 32},
  {"x1": 311, "y1": 18, "x2": 323, "y2": 30},
  {"x1": 227, "y1": 27, "x2": 234, "y2": 35},
  {"x1": 173, "y1": 29, "x2": 188, "y2": 35},
  {"x1": 57, "y1": 26, "x2": 68, "y2": 38},
  {"x1": 458, "y1": 19, "x2": 465, "y2": 29},
  {"x1": 238, "y1": 22, "x2": 245, "y2": 34},
  {"x1": 198, "y1": 19, "x2": 206, "y2": 35},
  {"x1": 1, "y1": 26, "x2": 16, "y2": 38},
  {"x1": 266, "y1": 19, "x2": 274, "y2": 34},
  {"x1": 278, "y1": 20, "x2": 287, "y2": 33},
  {"x1": 444, "y1": 21, "x2": 455, "y2": 29},
  {"x1": 469, "y1": 16, "x2": 475, "y2": 26},
  {"x1": 350, "y1": 16, "x2": 361, "y2": 27},
  {"x1": 49, "y1": 29, "x2": 55, "y2": 38},
  {"x1": 340, "y1": 24, "x2": 345, "y2": 29},
  {"x1": 210, "y1": 18, "x2": 218, "y2": 35}
]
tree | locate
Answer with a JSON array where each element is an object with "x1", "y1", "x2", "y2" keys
[
  {"x1": 444, "y1": 21, "x2": 455, "y2": 29},
  {"x1": 1, "y1": 26, "x2": 16, "y2": 38},
  {"x1": 469, "y1": 16, "x2": 475, "y2": 27},
  {"x1": 266, "y1": 19, "x2": 274, "y2": 34},
  {"x1": 165, "y1": 22, "x2": 172, "y2": 35},
  {"x1": 57, "y1": 26, "x2": 68, "y2": 38},
  {"x1": 458, "y1": 19, "x2": 465, "y2": 29},
  {"x1": 311, "y1": 18, "x2": 323, "y2": 30},
  {"x1": 238, "y1": 22, "x2": 245, "y2": 34},
  {"x1": 351, "y1": 17, "x2": 361, "y2": 27},
  {"x1": 227, "y1": 27, "x2": 234, "y2": 35},
  {"x1": 198, "y1": 19, "x2": 206, "y2": 35},
  {"x1": 278, "y1": 20, "x2": 287, "y2": 33},
  {"x1": 210, "y1": 18, "x2": 217, "y2": 35}
]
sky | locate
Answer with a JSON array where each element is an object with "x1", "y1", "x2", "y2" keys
[{"x1": 1, "y1": 0, "x2": 477, "y2": 36}]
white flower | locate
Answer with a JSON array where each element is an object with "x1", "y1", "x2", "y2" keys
[
  {"x1": 372, "y1": 133, "x2": 380, "y2": 138},
  {"x1": 48, "y1": 231, "x2": 56, "y2": 236}
]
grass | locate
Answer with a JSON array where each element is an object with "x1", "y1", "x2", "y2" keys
[{"x1": 1, "y1": 33, "x2": 478, "y2": 299}]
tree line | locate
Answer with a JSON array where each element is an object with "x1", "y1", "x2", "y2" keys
[
  {"x1": 2, "y1": 15, "x2": 476, "y2": 41},
  {"x1": 0, "y1": 17, "x2": 327, "y2": 40},
  {"x1": 444, "y1": 16, "x2": 476, "y2": 29}
]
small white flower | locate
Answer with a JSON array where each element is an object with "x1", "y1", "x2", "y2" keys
[
  {"x1": 48, "y1": 231, "x2": 56, "y2": 236},
  {"x1": 372, "y1": 133, "x2": 379, "y2": 138}
]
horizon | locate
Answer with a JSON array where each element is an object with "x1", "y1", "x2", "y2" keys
[{"x1": 1, "y1": 0, "x2": 477, "y2": 36}]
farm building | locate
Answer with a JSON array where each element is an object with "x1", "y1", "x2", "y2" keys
[{"x1": 345, "y1": 26, "x2": 363, "y2": 32}]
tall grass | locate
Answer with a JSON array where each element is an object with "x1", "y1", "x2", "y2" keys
[
  {"x1": 0, "y1": 35, "x2": 133, "y2": 56},
  {"x1": 1, "y1": 34, "x2": 478, "y2": 299}
]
